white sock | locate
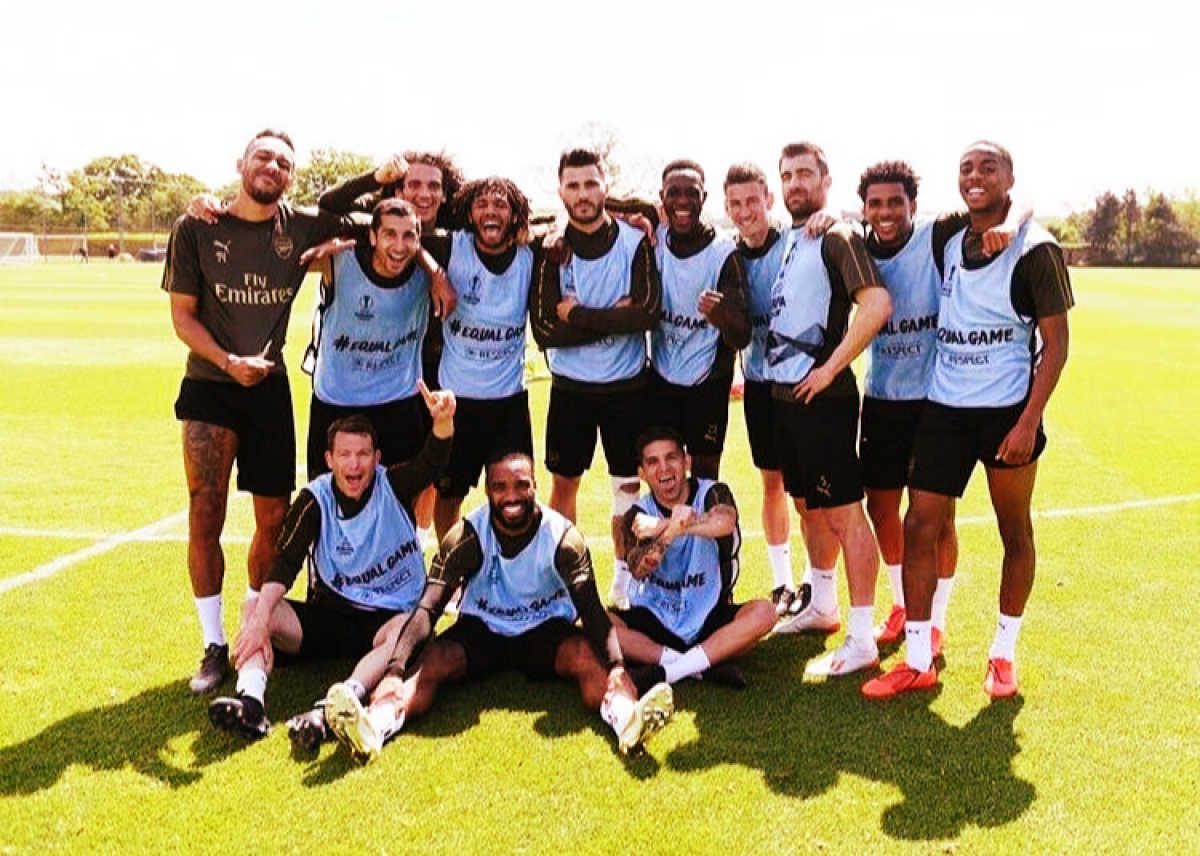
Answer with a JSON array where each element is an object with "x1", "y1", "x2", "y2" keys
[
  {"x1": 663, "y1": 646, "x2": 711, "y2": 683},
  {"x1": 417, "y1": 526, "x2": 434, "y2": 550},
  {"x1": 989, "y1": 613, "x2": 1023, "y2": 661},
  {"x1": 904, "y1": 621, "x2": 933, "y2": 672},
  {"x1": 610, "y1": 561, "x2": 631, "y2": 597},
  {"x1": 848, "y1": 606, "x2": 876, "y2": 646},
  {"x1": 800, "y1": 564, "x2": 815, "y2": 588},
  {"x1": 810, "y1": 567, "x2": 838, "y2": 613},
  {"x1": 195, "y1": 594, "x2": 226, "y2": 647},
  {"x1": 931, "y1": 578, "x2": 956, "y2": 631},
  {"x1": 600, "y1": 690, "x2": 635, "y2": 735},
  {"x1": 367, "y1": 700, "x2": 406, "y2": 741},
  {"x1": 767, "y1": 542, "x2": 793, "y2": 589},
  {"x1": 885, "y1": 563, "x2": 904, "y2": 607},
  {"x1": 344, "y1": 678, "x2": 367, "y2": 702},
  {"x1": 658, "y1": 647, "x2": 683, "y2": 666},
  {"x1": 236, "y1": 666, "x2": 268, "y2": 703}
]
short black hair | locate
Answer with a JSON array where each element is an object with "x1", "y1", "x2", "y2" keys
[
  {"x1": 778, "y1": 141, "x2": 828, "y2": 176},
  {"x1": 723, "y1": 162, "x2": 768, "y2": 191},
  {"x1": 662, "y1": 159, "x2": 705, "y2": 185},
  {"x1": 371, "y1": 197, "x2": 419, "y2": 232},
  {"x1": 635, "y1": 425, "x2": 687, "y2": 461},
  {"x1": 857, "y1": 160, "x2": 919, "y2": 202},
  {"x1": 483, "y1": 448, "x2": 534, "y2": 480},
  {"x1": 326, "y1": 414, "x2": 377, "y2": 452},
  {"x1": 962, "y1": 139, "x2": 1014, "y2": 173},
  {"x1": 558, "y1": 147, "x2": 604, "y2": 178}
]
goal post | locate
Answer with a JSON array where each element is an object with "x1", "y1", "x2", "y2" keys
[{"x1": 0, "y1": 232, "x2": 40, "y2": 263}]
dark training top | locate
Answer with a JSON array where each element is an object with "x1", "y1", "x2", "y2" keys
[
  {"x1": 662, "y1": 223, "x2": 751, "y2": 380},
  {"x1": 317, "y1": 179, "x2": 454, "y2": 387},
  {"x1": 771, "y1": 221, "x2": 883, "y2": 402},
  {"x1": 935, "y1": 226, "x2": 1074, "y2": 320},
  {"x1": 529, "y1": 218, "x2": 662, "y2": 395},
  {"x1": 385, "y1": 507, "x2": 623, "y2": 676},
  {"x1": 864, "y1": 212, "x2": 970, "y2": 262},
  {"x1": 621, "y1": 478, "x2": 740, "y2": 604},
  {"x1": 320, "y1": 169, "x2": 459, "y2": 232},
  {"x1": 867, "y1": 210, "x2": 1072, "y2": 319},
  {"x1": 162, "y1": 204, "x2": 351, "y2": 382},
  {"x1": 268, "y1": 434, "x2": 451, "y2": 612}
]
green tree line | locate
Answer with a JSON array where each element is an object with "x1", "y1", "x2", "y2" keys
[
  {"x1": 6, "y1": 149, "x2": 1199, "y2": 267},
  {"x1": 1048, "y1": 188, "x2": 1200, "y2": 266},
  {"x1": 0, "y1": 149, "x2": 373, "y2": 233}
]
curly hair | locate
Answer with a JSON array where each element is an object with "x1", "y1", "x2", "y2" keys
[
  {"x1": 451, "y1": 177, "x2": 531, "y2": 245},
  {"x1": 857, "y1": 160, "x2": 919, "y2": 202},
  {"x1": 381, "y1": 150, "x2": 466, "y2": 230}
]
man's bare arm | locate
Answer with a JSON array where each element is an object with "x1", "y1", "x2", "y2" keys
[
  {"x1": 169, "y1": 293, "x2": 273, "y2": 387},
  {"x1": 996, "y1": 312, "x2": 1069, "y2": 465}
]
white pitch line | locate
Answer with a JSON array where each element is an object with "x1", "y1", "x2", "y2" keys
[
  {"x1": 955, "y1": 491, "x2": 1200, "y2": 526},
  {"x1": 587, "y1": 490, "x2": 1200, "y2": 545},
  {"x1": 0, "y1": 510, "x2": 188, "y2": 596},
  {"x1": 1, "y1": 492, "x2": 1198, "y2": 554}
]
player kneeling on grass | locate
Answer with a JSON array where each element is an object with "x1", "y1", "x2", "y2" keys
[
  {"x1": 208, "y1": 384, "x2": 454, "y2": 741},
  {"x1": 609, "y1": 426, "x2": 776, "y2": 690},
  {"x1": 319, "y1": 450, "x2": 674, "y2": 763}
]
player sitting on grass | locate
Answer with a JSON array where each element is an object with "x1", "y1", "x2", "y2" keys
[
  {"x1": 208, "y1": 384, "x2": 454, "y2": 741},
  {"x1": 609, "y1": 426, "x2": 777, "y2": 690},
  {"x1": 318, "y1": 450, "x2": 674, "y2": 762}
]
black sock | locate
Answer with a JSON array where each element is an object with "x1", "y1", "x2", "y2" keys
[
  {"x1": 238, "y1": 693, "x2": 265, "y2": 722},
  {"x1": 629, "y1": 664, "x2": 667, "y2": 697}
]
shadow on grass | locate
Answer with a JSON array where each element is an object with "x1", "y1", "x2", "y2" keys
[
  {"x1": 666, "y1": 635, "x2": 1035, "y2": 841},
  {"x1": 300, "y1": 670, "x2": 661, "y2": 786},
  {"x1": 0, "y1": 660, "x2": 371, "y2": 795},
  {"x1": 0, "y1": 679, "x2": 254, "y2": 793}
]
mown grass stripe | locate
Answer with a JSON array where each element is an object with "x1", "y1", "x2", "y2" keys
[
  {"x1": 0, "y1": 510, "x2": 187, "y2": 595},
  {"x1": 2, "y1": 491, "x2": 1196, "y2": 560}
]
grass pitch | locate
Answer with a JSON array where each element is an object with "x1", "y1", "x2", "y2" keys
[{"x1": 0, "y1": 260, "x2": 1197, "y2": 854}]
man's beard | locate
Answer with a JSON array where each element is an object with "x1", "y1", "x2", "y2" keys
[
  {"x1": 785, "y1": 198, "x2": 816, "y2": 220},
  {"x1": 491, "y1": 497, "x2": 536, "y2": 533},
  {"x1": 570, "y1": 202, "x2": 603, "y2": 225},
  {"x1": 245, "y1": 178, "x2": 284, "y2": 205}
]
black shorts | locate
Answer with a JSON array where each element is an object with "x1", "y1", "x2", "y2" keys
[
  {"x1": 545, "y1": 383, "x2": 646, "y2": 479},
  {"x1": 174, "y1": 374, "x2": 296, "y2": 496},
  {"x1": 909, "y1": 400, "x2": 1047, "y2": 498},
  {"x1": 647, "y1": 370, "x2": 732, "y2": 458},
  {"x1": 613, "y1": 601, "x2": 741, "y2": 650},
  {"x1": 436, "y1": 613, "x2": 579, "y2": 680},
  {"x1": 437, "y1": 391, "x2": 533, "y2": 499},
  {"x1": 286, "y1": 599, "x2": 398, "y2": 660},
  {"x1": 773, "y1": 392, "x2": 864, "y2": 509},
  {"x1": 859, "y1": 397, "x2": 926, "y2": 491},
  {"x1": 742, "y1": 380, "x2": 780, "y2": 471},
  {"x1": 306, "y1": 393, "x2": 429, "y2": 480}
]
